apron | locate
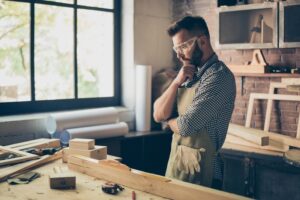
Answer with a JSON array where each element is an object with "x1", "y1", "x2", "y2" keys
[{"x1": 165, "y1": 83, "x2": 216, "y2": 187}]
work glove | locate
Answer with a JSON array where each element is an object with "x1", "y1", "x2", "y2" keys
[{"x1": 174, "y1": 145, "x2": 206, "y2": 175}]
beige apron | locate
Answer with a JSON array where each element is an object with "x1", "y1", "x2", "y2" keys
[{"x1": 165, "y1": 84, "x2": 216, "y2": 187}]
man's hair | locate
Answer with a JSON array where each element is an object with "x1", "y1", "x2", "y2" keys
[{"x1": 167, "y1": 16, "x2": 210, "y2": 38}]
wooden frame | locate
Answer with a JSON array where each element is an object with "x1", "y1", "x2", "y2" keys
[
  {"x1": 0, "y1": 146, "x2": 38, "y2": 167},
  {"x1": 245, "y1": 92, "x2": 300, "y2": 138}
]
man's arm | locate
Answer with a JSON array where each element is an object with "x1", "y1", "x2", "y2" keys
[
  {"x1": 153, "y1": 64, "x2": 196, "y2": 122},
  {"x1": 153, "y1": 80, "x2": 179, "y2": 122}
]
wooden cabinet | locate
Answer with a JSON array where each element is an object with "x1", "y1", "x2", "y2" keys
[
  {"x1": 217, "y1": 2, "x2": 300, "y2": 49},
  {"x1": 121, "y1": 130, "x2": 172, "y2": 176},
  {"x1": 221, "y1": 148, "x2": 300, "y2": 200},
  {"x1": 279, "y1": 1, "x2": 300, "y2": 48}
]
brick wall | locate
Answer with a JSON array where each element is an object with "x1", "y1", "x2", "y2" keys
[{"x1": 172, "y1": 0, "x2": 300, "y2": 137}]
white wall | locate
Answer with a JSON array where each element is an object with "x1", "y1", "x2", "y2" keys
[{"x1": 122, "y1": 0, "x2": 174, "y2": 112}]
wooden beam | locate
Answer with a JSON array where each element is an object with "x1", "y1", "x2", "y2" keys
[
  {"x1": 229, "y1": 123, "x2": 300, "y2": 148},
  {"x1": 225, "y1": 134, "x2": 289, "y2": 153},
  {"x1": 264, "y1": 82, "x2": 288, "y2": 132},
  {"x1": 228, "y1": 123, "x2": 269, "y2": 146},
  {"x1": 222, "y1": 142, "x2": 283, "y2": 157},
  {"x1": 68, "y1": 155, "x2": 249, "y2": 200},
  {"x1": 7, "y1": 138, "x2": 60, "y2": 151}
]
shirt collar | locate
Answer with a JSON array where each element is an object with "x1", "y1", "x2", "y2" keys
[
  {"x1": 196, "y1": 53, "x2": 219, "y2": 79},
  {"x1": 182, "y1": 53, "x2": 219, "y2": 88}
]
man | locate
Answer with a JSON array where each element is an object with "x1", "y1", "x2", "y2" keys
[{"x1": 153, "y1": 16, "x2": 236, "y2": 189}]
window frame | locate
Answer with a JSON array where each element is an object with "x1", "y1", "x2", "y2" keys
[{"x1": 0, "y1": 0, "x2": 121, "y2": 115}]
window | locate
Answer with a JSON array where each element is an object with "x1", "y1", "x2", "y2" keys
[{"x1": 0, "y1": 0, "x2": 121, "y2": 115}]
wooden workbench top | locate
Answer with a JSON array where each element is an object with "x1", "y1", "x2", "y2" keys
[{"x1": 0, "y1": 160, "x2": 167, "y2": 200}]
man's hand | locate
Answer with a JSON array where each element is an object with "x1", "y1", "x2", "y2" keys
[
  {"x1": 173, "y1": 63, "x2": 196, "y2": 86},
  {"x1": 167, "y1": 118, "x2": 179, "y2": 134}
]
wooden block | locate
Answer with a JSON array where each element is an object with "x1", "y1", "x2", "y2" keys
[
  {"x1": 62, "y1": 145, "x2": 107, "y2": 163},
  {"x1": 49, "y1": 175, "x2": 76, "y2": 189},
  {"x1": 228, "y1": 123, "x2": 269, "y2": 146},
  {"x1": 68, "y1": 155, "x2": 249, "y2": 200},
  {"x1": 69, "y1": 138, "x2": 95, "y2": 150}
]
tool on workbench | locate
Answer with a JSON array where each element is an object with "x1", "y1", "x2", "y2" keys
[
  {"x1": 24, "y1": 147, "x2": 62, "y2": 156},
  {"x1": 7, "y1": 171, "x2": 40, "y2": 185},
  {"x1": 101, "y1": 182, "x2": 124, "y2": 195}
]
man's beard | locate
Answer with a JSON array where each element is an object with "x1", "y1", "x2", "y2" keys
[{"x1": 189, "y1": 42, "x2": 203, "y2": 67}]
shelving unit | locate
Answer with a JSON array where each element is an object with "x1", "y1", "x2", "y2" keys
[
  {"x1": 279, "y1": 1, "x2": 300, "y2": 48},
  {"x1": 217, "y1": 2, "x2": 278, "y2": 50}
]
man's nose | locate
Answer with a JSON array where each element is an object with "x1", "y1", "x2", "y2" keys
[{"x1": 176, "y1": 51, "x2": 184, "y2": 60}]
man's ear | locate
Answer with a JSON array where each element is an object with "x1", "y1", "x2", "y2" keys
[{"x1": 196, "y1": 37, "x2": 203, "y2": 48}]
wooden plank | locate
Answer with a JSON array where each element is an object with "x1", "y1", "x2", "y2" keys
[
  {"x1": 62, "y1": 146, "x2": 107, "y2": 163},
  {"x1": 225, "y1": 134, "x2": 289, "y2": 153},
  {"x1": 230, "y1": 123, "x2": 300, "y2": 148},
  {"x1": 0, "y1": 150, "x2": 62, "y2": 182},
  {"x1": 0, "y1": 160, "x2": 168, "y2": 200},
  {"x1": 228, "y1": 64, "x2": 265, "y2": 74},
  {"x1": 0, "y1": 146, "x2": 38, "y2": 167},
  {"x1": 245, "y1": 94, "x2": 255, "y2": 128},
  {"x1": 68, "y1": 155, "x2": 249, "y2": 200},
  {"x1": 69, "y1": 138, "x2": 95, "y2": 150},
  {"x1": 8, "y1": 139, "x2": 61, "y2": 151},
  {"x1": 228, "y1": 123, "x2": 269, "y2": 146},
  {"x1": 7, "y1": 138, "x2": 49, "y2": 149},
  {"x1": 267, "y1": 131, "x2": 300, "y2": 148},
  {"x1": 222, "y1": 142, "x2": 283, "y2": 157}
]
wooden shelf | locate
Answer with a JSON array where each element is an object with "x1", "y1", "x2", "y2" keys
[{"x1": 234, "y1": 73, "x2": 300, "y2": 77}]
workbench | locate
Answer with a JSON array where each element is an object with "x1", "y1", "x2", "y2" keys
[
  {"x1": 221, "y1": 142, "x2": 300, "y2": 200},
  {"x1": 0, "y1": 159, "x2": 167, "y2": 200}
]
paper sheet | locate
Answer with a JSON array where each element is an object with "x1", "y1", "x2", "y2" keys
[
  {"x1": 135, "y1": 65, "x2": 152, "y2": 132},
  {"x1": 60, "y1": 122, "x2": 129, "y2": 144}
]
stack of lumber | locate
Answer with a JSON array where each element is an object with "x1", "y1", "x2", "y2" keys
[
  {"x1": 224, "y1": 123, "x2": 300, "y2": 155},
  {"x1": 62, "y1": 138, "x2": 107, "y2": 163}
]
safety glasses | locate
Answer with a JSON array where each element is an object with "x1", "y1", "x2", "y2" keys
[{"x1": 173, "y1": 37, "x2": 197, "y2": 54}]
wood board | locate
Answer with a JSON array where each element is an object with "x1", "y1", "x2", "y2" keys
[
  {"x1": 68, "y1": 155, "x2": 249, "y2": 200},
  {"x1": 228, "y1": 123, "x2": 269, "y2": 146},
  {"x1": 225, "y1": 134, "x2": 289, "y2": 153}
]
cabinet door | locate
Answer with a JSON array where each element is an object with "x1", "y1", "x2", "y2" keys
[
  {"x1": 217, "y1": 2, "x2": 278, "y2": 49},
  {"x1": 279, "y1": 2, "x2": 300, "y2": 48}
]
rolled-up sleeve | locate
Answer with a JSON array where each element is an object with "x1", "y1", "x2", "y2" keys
[{"x1": 177, "y1": 69, "x2": 234, "y2": 136}]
